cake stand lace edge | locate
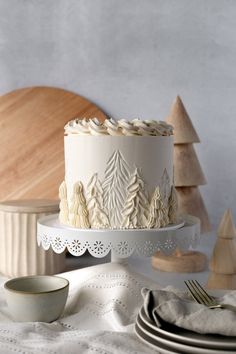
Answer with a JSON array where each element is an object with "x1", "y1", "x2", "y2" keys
[{"x1": 37, "y1": 214, "x2": 200, "y2": 264}]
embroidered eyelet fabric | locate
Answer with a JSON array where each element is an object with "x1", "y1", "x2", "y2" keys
[{"x1": 0, "y1": 263, "x2": 160, "y2": 354}]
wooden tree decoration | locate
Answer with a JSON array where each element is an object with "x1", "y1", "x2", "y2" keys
[
  {"x1": 166, "y1": 96, "x2": 211, "y2": 233},
  {"x1": 122, "y1": 168, "x2": 149, "y2": 228},
  {"x1": 70, "y1": 182, "x2": 90, "y2": 228},
  {"x1": 59, "y1": 181, "x2": 69, "y2": 224},
  {"x1": 152, "y1": 96, "x2": 208, "y2": 272},
  {"x1": 207, "y1": 209, "x2": 236, "y2": 289}
]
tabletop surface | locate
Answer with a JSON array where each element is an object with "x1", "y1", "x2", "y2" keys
[{"x1": 0, "y1": 231, "x2": 232, "y2": 354}]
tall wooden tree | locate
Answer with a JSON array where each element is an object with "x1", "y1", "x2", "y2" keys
[
  {"x1": 207, "y1": 209, "x2": 236, "y2": 289},
  {"x1": 152, "y1": 96, "x2": 208, "y2": 273},
  {"x1": 166, "y1": 95, "x2": 211, "y2": 233}
]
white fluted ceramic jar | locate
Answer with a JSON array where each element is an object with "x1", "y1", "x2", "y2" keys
[{"x1": 0, "y1": 200, "x2": 65, "y2": 277}]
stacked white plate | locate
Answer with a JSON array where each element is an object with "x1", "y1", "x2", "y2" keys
[{"x1": 135, "y1": 306, "x2": 236, "y2": 353}]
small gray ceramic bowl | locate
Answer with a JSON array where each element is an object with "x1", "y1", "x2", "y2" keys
[{"x1": 4, "y1": 275, "x2": 69, "y2": 322}]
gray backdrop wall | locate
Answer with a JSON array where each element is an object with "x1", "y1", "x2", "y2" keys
[{"x1": 0, "y1": 0, "x2": 235, "y2": 229}]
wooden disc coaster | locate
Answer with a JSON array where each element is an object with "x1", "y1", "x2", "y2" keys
[{"x1": 152, "y1": 250, "x2": 207, "y2": 273}]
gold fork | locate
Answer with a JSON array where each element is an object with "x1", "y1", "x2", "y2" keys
[{"x1": 184, "y1": 280, "x2": 236, "y2": 313}]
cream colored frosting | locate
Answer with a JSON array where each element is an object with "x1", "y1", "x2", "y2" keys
[
  {"x1": 147, "y1": 187, "x2": 169, "y2": 228},
  {"x1": 87, "y1": 173, "x2": 110, "y2": 228},
  {"x1": 103, "y1": 118, "x2": 123, "y2": 136},
  {"x1": 131, "y1": 119, "x2": 156, "y2": 136},
  {"x1": 118, "y1": 119, "x2": 140, "y2": 136},
  {"x1": 65, "y1": 118, "x2": 90, "y2": 135},
  {"x1": 121, "y1": 168, "x2": 149, "y2": 228},
  {"x1": 69, "y1": 182, "x2": 90, "y2": 228},
  {"x1": 88, "y1": 118, "x2": 109, "y2": 136},
  {"x1": 64, "y1": 118, "x2": 173, "y2": 136}
]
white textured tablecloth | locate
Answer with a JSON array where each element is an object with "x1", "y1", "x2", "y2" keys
[{"x1": 0, "y1": 263, "x2": 161, "y2": 354}]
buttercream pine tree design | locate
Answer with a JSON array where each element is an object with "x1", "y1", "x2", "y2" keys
[
  {"x1": 166, "y1": 95, "x2": 211, "y2": 233},
  {"x1": 147, "y1": 187, "x2": 169, "y2": 228},
  {"x1": 70, "y1": 182, "x2": 90, "y2": 228},
  {"x1": 103, "y1": 150, "x2": 130, "y2": 228},
  {"x1": 168, "y1": 185, "x2": 178, "y2": 224},
  {"x1": 122, "y1": 168, "x2": 149, "y2": 228},
  {"x1": 59, "y1": 181, "x2": 69, "y2": 224},
  {"x1": 87, "y1": 173, "x2": 109, "y2": 228},
  {"x1": 207, "y1": 209, "x2": 236, "y2": 290}
]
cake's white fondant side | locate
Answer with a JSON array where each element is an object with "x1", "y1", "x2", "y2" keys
[
  {"x1": 63, "y1": 135, "x2": 174, "y2": 229},
  {"x1": 64, "y1": 136, "x2": 173, "y2": 199},
  {"x1": 59, "y1": 181, "x2": 69, "y2": 225},
  {"x1": 168, "y1": 185, "x2": 178, "y2": 224}
]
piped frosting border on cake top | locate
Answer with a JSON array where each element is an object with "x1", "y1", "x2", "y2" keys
[{"x1": 64, "y1": 118, "x2": 173, "y2": 136}]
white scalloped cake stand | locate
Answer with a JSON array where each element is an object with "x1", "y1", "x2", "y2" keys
[{"x1": 37, "y1": 214, "x2": 200, "y2": 263}]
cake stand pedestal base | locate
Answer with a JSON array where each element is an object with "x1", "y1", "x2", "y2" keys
[
  {"x1": 151, "y1": 249, "x2": 207, "y2": 273},
  {"x1": 111, "y1": 252, "x2": 128, "y2": 264}
]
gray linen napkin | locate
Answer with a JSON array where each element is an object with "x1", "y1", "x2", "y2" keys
[{"x1": 142, "y1": 287, "x2": 236, "y2": 336}]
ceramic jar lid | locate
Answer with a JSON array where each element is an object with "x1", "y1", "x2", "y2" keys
[{"x1": 0, "y1": 200, "x2": 59, "y2": 214}]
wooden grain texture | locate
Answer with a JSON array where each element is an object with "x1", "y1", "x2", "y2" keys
[
  {"x1": 207, "y1": 273, "x2": 236, "y2": 290},
  {"x1": 207, "y1": 208, "x2": 236, "y2": 289},
  {"x1": 174, "y1": 144, "x2": 206, "y2": 186},
  {"x1": 166, "y1": 96, "x2": 200, "y2": 144},
  {"x1": 0, "y1": 199, "x2": 59, "y2": 213},
  {"x1": 217, "y1": 209, "x2": 236, "y2": 239},
  {"x1": 176, "y1": 186, "x2": 211, "y2": 233},
  {"x1": 209, "y1": 238, "x2": 236, "y2": 274},
  {"x1": 152, "y1": 250, "x2": 207, "y2": 273},
  {"x1": 0, "y1": 87, "x2": 106, "y2": 200}
]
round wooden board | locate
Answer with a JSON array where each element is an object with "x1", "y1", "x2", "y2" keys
[{"x1": 0, "y1": 87, "x2": 106, "y2": 200}]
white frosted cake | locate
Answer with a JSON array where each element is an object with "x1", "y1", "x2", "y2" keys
[{"x1": 59, "y1": 118, "x2": 178, "y2": 229}]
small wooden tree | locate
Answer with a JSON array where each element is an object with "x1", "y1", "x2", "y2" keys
[
  {"x1": 207, "y1": 209, "x2": 236, "y2": 289},
  {"x1": 166, "y1": 96, "x2": 211, "y2": 233}
]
